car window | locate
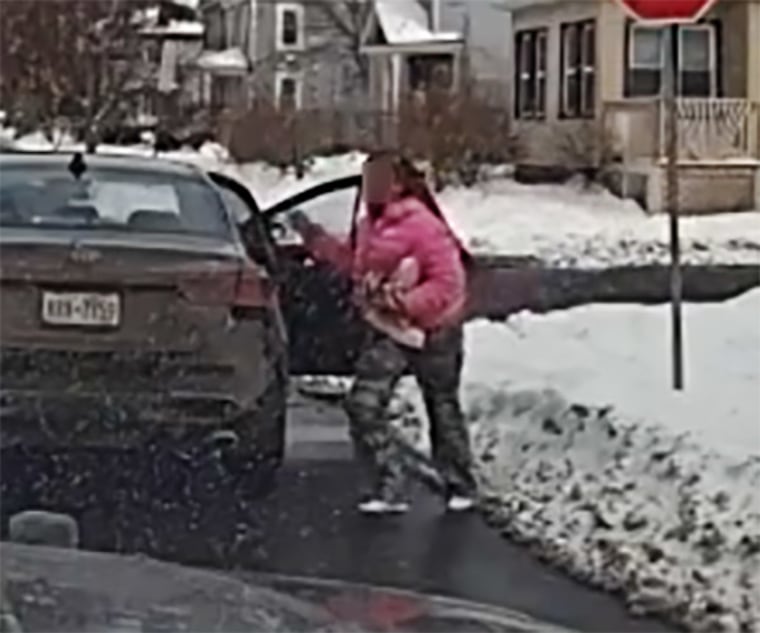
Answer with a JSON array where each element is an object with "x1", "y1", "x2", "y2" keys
[
  {"x1": 213, "y1": 178, "x2": 278, "y2": 272},
  {"x1": 275, "y1": 184, "x2": 361, "y2": 244},
  {"x1": 0, "y1": 165, "x2": 231, "y2": 238}
]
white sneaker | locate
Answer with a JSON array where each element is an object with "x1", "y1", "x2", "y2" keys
[
  {"x1": 358, "y1": 499, "x2": 410, "y2": 515},
  {"x1": 446, "y1": 495, "x2": 476, "y2": 512}
]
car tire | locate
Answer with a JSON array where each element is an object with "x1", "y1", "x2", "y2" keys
[
  {"x1": 225, "y1": 400, "x2": 286, "y2": 499},
  {"x1": 221, "y1": 362, "x2": 287, "y2": 500}
]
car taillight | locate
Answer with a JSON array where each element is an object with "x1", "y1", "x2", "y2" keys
[
  {"x1": 178, "y1": 265, "x2": 274, "y2": 313},
  {"x1": 233, "y1": 266, "x2": 274, "y2": 308}
]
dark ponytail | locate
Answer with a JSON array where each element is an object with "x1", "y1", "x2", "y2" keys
[{"x1": 393, "y1": 156, "x2": 475, "y2": 269}]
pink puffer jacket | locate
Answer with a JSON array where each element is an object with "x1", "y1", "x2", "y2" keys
[{"x1": 302, "y1": 196, "x2": 467, "y2": 331}]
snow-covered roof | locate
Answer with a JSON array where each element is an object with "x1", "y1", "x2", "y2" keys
[
  {"x1": 196, "y1": 48, "x2": 249, "y2": 73},
  {"x1": 368, "y1": 0, "x2": 462, "y2": 46},
  {"x1": 141, "y1": 20, "x2": 204, "y2": 37},
  {"x1": 504, "y1": 0, "x2": 563, "y2": 11},
  {"x1": 171, "y1": 0, "x2": 201, "y2": 9}
]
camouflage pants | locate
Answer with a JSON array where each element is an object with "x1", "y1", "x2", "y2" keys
[{"x1": 344, "y1": 326, "x2": 476, "y2": 501}]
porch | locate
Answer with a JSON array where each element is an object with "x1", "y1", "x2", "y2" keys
[
  {"x1": 603, "y1": 97, "x2": 760, "y2": 214},
  {"x1": 603, "y1": 97, "x2": 760, "y2": 163},
  {"x1": 360, "y1": 0, "x2": 463, "y2": 111},
  {"x1": 596, "y1": 0, "x2": 760, "y2": 213}
]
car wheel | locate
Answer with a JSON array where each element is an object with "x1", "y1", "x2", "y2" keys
[{"x1": 224, "y1": 405, "x2": 286, "y2": 500}]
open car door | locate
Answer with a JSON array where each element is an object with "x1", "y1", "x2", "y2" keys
[
  {"x1": 210, "y1": 172, "x2": 368, "y2": 376},
  {"x1": 260, "y1": 175, "x2": 369, "y2": 376}
]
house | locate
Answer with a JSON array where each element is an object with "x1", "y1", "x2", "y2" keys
[
  {"x1": 508, "y1": 0, "x2": 760, "y2": 214},
  {"x1": 194, "y1": 0, "x2": 513, "y2": 113},
  {"x1": 361, "y1": 0, "x2": 512, "y2": 111},
  {"x1": 196, "y1": 0, "x2": 256, "y2": 111},
  {"x1": 196, "y1": 0, "x2": 365, "y2": 111},
  {"x1": 137, "y1": 1, "x2": 206, "y2": 123}
]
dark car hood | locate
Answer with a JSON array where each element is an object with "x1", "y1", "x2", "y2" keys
[{"x1": 0, "y1": 542, "x2": 576, "y2": 632}]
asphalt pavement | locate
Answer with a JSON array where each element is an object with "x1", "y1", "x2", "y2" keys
[
  {"x1": 1, "y1": 393, "x2": 676, "y2": 633},
  {"x1": 241, "y1": 395, "x2": 674, "y2": 633}
]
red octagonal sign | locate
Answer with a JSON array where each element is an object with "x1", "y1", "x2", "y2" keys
[{"x1": 617, "y1": 0, "x2": 719, "y2": 23}]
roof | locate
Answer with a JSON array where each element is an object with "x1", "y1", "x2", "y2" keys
[
  {"x1": 0, "y1": 151, "x2": 204, "y2": 178},
  {"x1": 171, "y1": 0, "x2": 200, "y2": 8},
  {"x1": 141, "y1": 20, "x2": 204, "y2": 37},
  {"x1": 505, "y1": 0, "x2": 569, "y2": 11},
  {"x1": 363, "y1": 0, "x2": 462, "y2": 48},
  {"x1": 196, "y1": 47, "x2": 249, "y2": 73}
]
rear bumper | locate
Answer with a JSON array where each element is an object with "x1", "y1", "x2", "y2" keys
[{"x1": 0, "y1": 387, "x2": 284, "y2": 452}]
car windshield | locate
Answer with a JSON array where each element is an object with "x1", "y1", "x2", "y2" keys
[{"x1": 0, "y1": 164, "x2": 231, "y2": 238}]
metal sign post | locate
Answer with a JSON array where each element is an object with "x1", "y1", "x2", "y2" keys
[
  {"x1": 616, "y1": 1, "x2": 719, "y2": 393},
  {"x1": 663, "y1": 24, "x2": 684, "y2": 391}
]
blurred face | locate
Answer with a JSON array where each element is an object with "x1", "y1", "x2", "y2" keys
[{"x1": 362, "y1": 158, "x2": 394, "y2": 207}]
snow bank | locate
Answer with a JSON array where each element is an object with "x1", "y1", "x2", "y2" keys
[
  {"x1": 5, "y1": 134, "x2": 230, "y2": 170},
  {"x1": 396, "y1": 290, "x2": 760, "y2": 631},
  {"x1": 437, "y1": 177, "x2": 760, "y2": 268}
]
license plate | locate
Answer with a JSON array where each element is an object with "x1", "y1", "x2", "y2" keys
[{"x1": 41, "y1": 291, "x2": 121, "y2": 327}]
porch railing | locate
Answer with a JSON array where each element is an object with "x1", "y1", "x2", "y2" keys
[{"x1": 659, "y1": 98, "x2": 759, "y2": 160}]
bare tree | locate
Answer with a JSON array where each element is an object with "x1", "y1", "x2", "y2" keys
[
  {"x1": 0, "y1": 0, "x2": 150, "y2": 151},
  {"x1": 313, "y1": 0, "x2": 372, "y2": 91}
]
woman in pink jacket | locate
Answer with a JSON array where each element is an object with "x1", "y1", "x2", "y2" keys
[{"x1": 290, "y1": 152, "x2": 476, "y2": 515}]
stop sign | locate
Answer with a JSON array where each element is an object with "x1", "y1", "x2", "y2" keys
[{"x1": 617, "y1": 0, "x2": 718, "y2": 23}]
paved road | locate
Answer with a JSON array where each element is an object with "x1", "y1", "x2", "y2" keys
[
  {"x1": 243, "y1": 396, "x2": 673, "y2": 633},
  {"x1": 2, "y1": 394, "x2": 675, "y2": 633}
]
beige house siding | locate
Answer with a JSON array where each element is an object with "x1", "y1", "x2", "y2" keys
[
  {"x1": 597, "y1": 0, "x2": 625, "y2": 103},
  {"x1": 715, "y1": 1, "x2": 749, "y2": 98},
  {"x1": 750, "y1": 0, "x2": 760, "y2": 103},
  {"x1": 591, "y1": 0, "x2": 757, "y2": 108},
  {"x1": 510, "y1": 0, "x2": 760, "y2": 212},
  {"x1": 512, "y1": 0, "x2": 601, "y2": 165},
  {"x1": 749, "y1": 0, "x2": 760, "y2": 155}
]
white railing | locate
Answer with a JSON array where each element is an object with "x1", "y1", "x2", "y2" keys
[{"x1": 660, "y1": 98, "x2": 758, "y2": 160}]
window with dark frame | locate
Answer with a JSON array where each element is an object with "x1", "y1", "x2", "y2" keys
[
  {"x1": 407, "y1": 54, "x2": 454, "y2": 92},
  {"x1": 560, "y1": 20, "x2": 596, "y2": 118},
  {"x1": 625, "y1": 22, "x2": 719, "y2": 98},
  {"x1": 281, "y1": 9, "x2": 299, "y2": 47},
  {"x1": 278, "y1": 76, "x2": 298, "y2": 110},
  {"x1": 679, "y1": 25, "x2": 716, "y2": 97},
  {"x1": 514, "y1": 28, "x2": 547, "y2": 119}
]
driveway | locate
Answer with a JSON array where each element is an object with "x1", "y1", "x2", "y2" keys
[{"x1": 1, "y1": 393, "x2": 676, "y2": 632}]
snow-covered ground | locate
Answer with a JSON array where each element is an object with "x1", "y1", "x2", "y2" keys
[
  {"x1": 223, "y1": 153, "x2": 760, "y2": 269},
  {"x1": 389, "y1": 290, "x2": 760, "y2": 632},
  {"x1": 3, "y1": 135, "x2": 758, "y2": 268}
]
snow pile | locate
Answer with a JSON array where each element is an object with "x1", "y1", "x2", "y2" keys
[
  {"x1": 5, "y1": 133, "x2": 230, "y2": 170},
  {"x1": 397, "y1": 290, "x2": 760, "y2": 631},
  {"x1": 437, "y1": 177, "x2": 760, "y2": 268},
  {"x1": 231, "y1": 155, "x2": 760, "y2": 268}
]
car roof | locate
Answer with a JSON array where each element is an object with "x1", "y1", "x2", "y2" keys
[{"x1": 0, "y1": 151, "x2": 205, "y2": 178}]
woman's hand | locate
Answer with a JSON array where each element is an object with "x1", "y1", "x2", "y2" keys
[
  {"x1": 287, "y1": 209, "x2": 314, "y2": 236},
  {"x1": 371, "y1": 283, "x2": 405, "y2": 313}
]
